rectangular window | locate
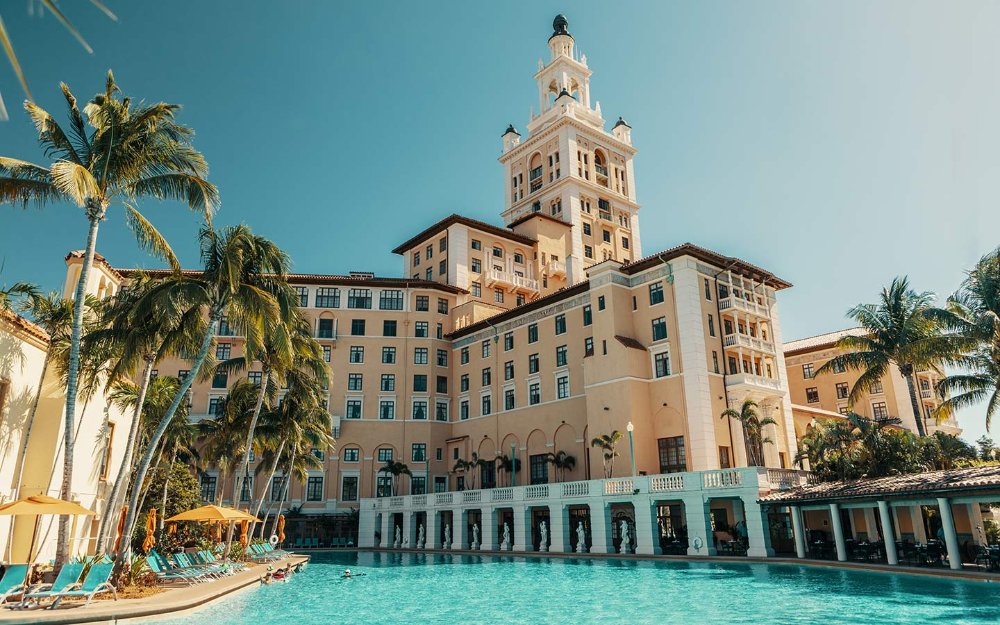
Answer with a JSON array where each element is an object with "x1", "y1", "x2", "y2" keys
[
  {"x1": 341, "y1": 476, "x2": 358, "y2": 502},
  {"x1": 215, "y1": 343, "x2": 231, "y2": 361},
  {"x1": 435, "y1": 401, "x2": 448, "y2": 421},
  {"x1": 376, "y1": 476, "x2": 392, "y2": 498},
  {"x1": 583, "y1": 222, "x2": 592, "y2": 236},
  {"x1": 872, "y1": 401, "x2": 889, "y2": 419},
  {"x1": 212, "y1": 371, "x2": 228, "y2": 389},
  {"x1": 380, "y1": 374, "x2": 395, "y2": 392},
  {"x1": 493, "y1": 246, "x2": 503, "y2": 258},
  {"x1": 471, "y1": 282, "x2": 481, "y2": 297},
  {"x1": 382, "y1": 346, "x2": 396, "y2": 364},
  {"x1": 871, "y1": 380, "x2": 884, "y2": 394},
  {"x1": 348, "y1": 373, "x2": 363, "y2": 391},
  {"x1": 530, "y1": 454, "x2": 549, "y2": 485},
  {"x1": 494, "y1": 288, "x2": 504, "y2": 303},
  {"x1": 437, "y1": 349, "x2": 448, "y2": 367},
  {"x1": 654, "y1": 352, "x2": 671, "y2": 378},
  {"x1": 346, "y1": 399, "x2": 362, "y2": 419},
  {"x1": 504, "y1": 388, "x2": 515, "y2": 410},
  {"x1": 351, "y1": 319, "x2": 365, "y2": 336},
  {"x1": 415, "y1": 321, "x2": 429, "y2": 337},
  {"x1": 471, "y1": 258, "x2": 482, "y2": 273},
  {"x1": 832, "y1": 360, "x2": 846, "y2": 374},
  {"x1": 378, "y1": 319, "x2": 395, "y2": 336},
  {"x1": 657, "y1": 436, "x2": 686, "y2": 473},
  {"x1": 315, "y1": 287, "x2": 340, "y2": 308},
  {"x1": 416, "y1": 295, "x2": 429, "y2": 311},
  {"x1": 379, "y1": 400, "x2": 395, "y2": 420},
  {"x1": 704, "y1": 278, "x2": 712, "y2": 301},
  {"x1": 270, "y1": 476, "x2": 287, "y2": 502},
  {"x1": 802, "y1": 363, "x2": 814, "y2": 379},
  {"x1": 529, "y1": 382, "x2": 540, "y2": 405},
  {"x1": 528, "y1": 353, "x2": 539, "y2": 374},
  {"x1": 410, "y1": 476, "x2": 426, "y2": 495},
  {"x1": 836, "y1": 382, "x2": 849, "y2": 400},
  {"x1": 707, "y1": 314, "x2": 715, "y2": 337},
  {"x1": 240, "y1": 476, "x2": 253, "y2": 502},
  {"x1": 460, "y1": 400, "x2": 469, "y2": 420},
  {"x1": 436, "y1": 323, "x2": 443, "y2": 339},
  {"x1": 413, "y1": 374, "x2": 427, "y2": 392},
  {"x1": 806, "y1": 387, "x2": 820, "y2": 403},
  {"x1": 598, "y1": 295, "x2": 606, "y2": 311},
  {"x1": 440, "y1": 237, "x2": 448, "y2": 252},
  {"x1": 460, "y1": 374, "x2": 469, "y2": 392},
  {"x1": 557, "y1": 376, "x2": 569, "y2": 399},
  {"x1": 343, "y1": 448, "x2": 359, "y2": 462},
  {"x1": 584, "y1": 337, "x2": 594, "y2": 355},
  {"x1": 528, "y1": 323, "x2": 538, "y2": 343},
  {"x1": 652, "y1": 317, "x2": 668, "y2": 341},
  {"x1": 555, "y1": 314, "x2": 566, "y2": 335},
  {"x1": 583, "y1": 305, "x2": 592, "y2": 326},
  {"x1": 347, "y1": 288, "x2": 371, "y2": 309},
  {"x1": 481, "y1": 394, "x2": 492, "y2": 416},
  {"x1": 200, "y1": 475, "x2": 217, "y2": 502},
  {"x1": 246, "y1": 371, "x2": 262, "y2": 386},
  {"x1": 377, "y1": 448, "x2": 393, "y2": 462},
  {"x1": 556, "y1": 345, "x2": 568, "y2": 367},
  {"x1": 504, "y1": 332, "x2": 514, "y2": 351},
  {"x1": 349, "y1": 345, "x2": 364, "y2": 363},
  {"x1": 504, "y1": 361, "x2": 514, "y2": 380},
  {"x1": 217, "y1": 316, "x2": 233, "y2": 336},
  {"x1": 436, "y1": 375, "x2": 448, "y2": 393},
  {"x1": 412, "y1": 400, "x2": 427, "y2": 420},
  {"x1": 649, "y1": 282, "x2": 664, "y2": 305},
  {"x1": 460, "y1": 347, "x2": 469, "y2": 364},
  {"x1": 622, "y1": 237, "x2": 629, "y2": 249},
  {"x1": 712, "y1": 351, "x2": 720, "y2": 374},
  {"x1": 438, "y1": 298, "x2": 449, "y2": 314},
  {"x1": 379, "y1": 289, "x2": 404, "y2": 310},
  {"x1": 584, "y1": 245, "x2": 594, "y2": 259},
  {"x1": 306, "y1": 476, "x2": 323, "y2": 501},
  {"x1": 719, "y1": 446, "x2": 731, "y2": 469},
  {"x1": 413, "y1": 251, "x2": 421, "y2": 266},
  {"x1": 482, "y1": 339, "x2": 491, "y2": 358},
  {"x1": 471, "y1": 239, "x2": 481, "y2": 250},
  {"x1": 317, "y1": 318, "x2": 333, "y2": 339},
  {"x1": 482, "y1": 367, "x2": 491, "y2": 386},
  {"x1": 439, "y1": 260, "x2": 447, "y2": 276},
  {"x1": 414, "y1": 348, "x2": 428, "y2": 364},
  {"x1": 322, "y1": 345, "x2": 331, "y2": 362},
  {"x1": 295, "y1": 286, "x2": 309, "y2": 307}
]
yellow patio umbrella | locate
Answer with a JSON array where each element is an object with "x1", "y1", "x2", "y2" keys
[
  {"x1": 277, "y1": 514, "x2": 286, "y2": 544},
  {"x1": 112, "y1": 505, "x2": 128, "y2": 555},
  {"x1": 165, "y1": 505, "x2": 260, "y2": 523},
  {"x1": 239, "y1": 520, "x2": 249, "y2": 547},
  {"x1": 0, "y1": 495, "x2": 96, "y2": 588},
  {"x1": 142, "y1": 509, "x2": 157, "y2": 554}
]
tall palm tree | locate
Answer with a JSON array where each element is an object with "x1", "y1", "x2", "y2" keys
[
  {"x1": 815, "y1": 277, "x2": 951, "y2": 437},
  {"x1": 591, "y1": 431, "x2": 623, "y2": 478},
  {"x1": 199, "y1": 380, "x2": 259, "y2": 506},
  {"x1": 1, "y1": 74, "x2": 218, "y2": 562},
  {"x1": 549, "y1": 451, "x2": 576, "y2": 483},
  {"x1": 495, "y1": 454, "x2": 521, "y2": 487},
  {"x1": 933, "y1": 248, "x2": 1000, "y2": 429},
  {"x1": 117, "y1": 225, "x2": 285, "y2": 567},
  {"x1": 265, "y1": 428, "x2": 329, "y2": 544},
  {"x1": 720, "y1": 398, "x2": 777, "y2": 467},
  {"x1": 379, "y1": 460, "x2": 412, "y2": 496}
]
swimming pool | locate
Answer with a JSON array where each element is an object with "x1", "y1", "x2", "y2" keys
[{"x1": 153, "y1": 552, "x2": 1000, "y2": 625}]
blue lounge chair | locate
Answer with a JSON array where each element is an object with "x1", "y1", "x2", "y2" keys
[
  {"x1": 0, "y1": 565, "x2": 30, "y2": 604},
  {"x1": 47, "y1": 563, "x2": 117, "y2": 609},
  {"x1": 16, "y1": 563, "x2": 84, "y2": 609},
  {"x1": 145, "y1": 554, "x2": 208, "y2": 585}
]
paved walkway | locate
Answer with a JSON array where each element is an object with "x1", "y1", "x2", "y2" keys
[{"x1": 0, "y1": 555, "x2": 309, "y2": 625}]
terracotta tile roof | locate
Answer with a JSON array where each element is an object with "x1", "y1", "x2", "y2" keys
[
  {"x1": 1, "y1": 308, "x2": 49, "y2": 344},
  {"x1": 391, "y1": 214, "x2": 536, "y2": 255},
  {"x1": 620, "y1": 243, "x2": 792, "y2": 290},
  {"x1": 759, "y1": 465, "x2": 1000, "y2": 505},
  {"x1": 116, "y1": 269, "x2": 468, "y2": 295},
  {"x1": 784, "y1": 327, "x2": 865, "y2": 356},
  {"x1": 446, "y1": 281, "x2": 591, "y2": 339},
  {"x1": 614, "y1": 335, "x2": 645, "y2": 351},
  {"x1": 65, "y1": 250, "x2": 124, "y2": 280},
  {"x1": 507, "y1": 211, "x2": 572, "y2": 229}
]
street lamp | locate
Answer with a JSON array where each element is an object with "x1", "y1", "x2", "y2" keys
[{"x1": 626, "y1": 421, "x2": 636, "y2": 477}]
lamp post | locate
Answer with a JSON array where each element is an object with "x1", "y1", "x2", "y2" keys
[
  {"x1": 511, "y1": 443, "x2": 517, "y2": 487},
  {"x1": 627, "y1": 421, "x2": 636, "y2": 477}
]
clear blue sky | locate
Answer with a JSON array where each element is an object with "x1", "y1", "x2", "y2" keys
[{"x1": 2, "y1": 1, "x2": 998, "y2": 441}]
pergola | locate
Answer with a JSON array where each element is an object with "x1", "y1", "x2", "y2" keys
[{"x1": 760, "y1": 465, "x2": 1000, "y2": 570}]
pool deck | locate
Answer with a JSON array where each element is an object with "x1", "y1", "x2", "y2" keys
[{"x1": 0, "y1": 554, "x2": 309, "y2": 625}]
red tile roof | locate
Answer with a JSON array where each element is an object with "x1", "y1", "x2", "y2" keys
[
  {"x1": 1, "y1": 309, "x2": 49, "y2": 344},
  {"x1": 620, "y1": 243, "x2": 792, "y2": 290},
  {"x1": 115, "y1": 269, "x2": 468, "y2": 295},
  {"x1": 391, "y1": 214, "x2": 536, "y2": 255},
  {"x1": 614, "y1": 335, "x2": 646, "y2": 351}
]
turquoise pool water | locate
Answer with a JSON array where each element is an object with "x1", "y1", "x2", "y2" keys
[{"x1": 154, "y1": 552, "x2": 1000, "y2": 625}]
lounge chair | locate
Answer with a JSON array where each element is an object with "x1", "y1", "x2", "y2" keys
[
  {"x1": 146, "y1": 553, "x2": 211, "y2": 585},
  {"x1": 15, "y1": 563, "x2": 84, "y2": 609},
  {"x1": 0, "y1": 565, "x2": 30, "y2": 605},
  {"x1": 46, "y1": 563, "x2": 117, "y2": 609}
]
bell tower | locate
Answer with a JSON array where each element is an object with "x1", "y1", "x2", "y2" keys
[{"x1": 499, "y1": 15, "x2": 641, "y2": 286}]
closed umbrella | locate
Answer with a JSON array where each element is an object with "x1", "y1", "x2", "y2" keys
[
  {"x1": 168, "y1": 523, "x2": 177, "y2": 535},
  {"x1": 277, "y1": 514, "x2": 286, "y2": 544},
  {"x1": 142, "y1": 509, "x2": 157, "y2": 554},
  {"x1": 0, "y1": 495, "x2": 96, "y2": 589},
  {"x1": 239, "y1": 520, "x2": 249, "y2": 547},
  {"x1": 112, "y1": 505, "x2": 128, "y2": 555},
  {"x1": 214, "y1": 522, "x2": 223, "y2": 542}
]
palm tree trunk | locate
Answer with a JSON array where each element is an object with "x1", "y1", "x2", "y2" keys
[
  {"x1": 903, "y1": 368, "x2": 928, "y2": 437},
  {"x1": 57, "y1": 208, "x2": 103, "y2": 565},
  {"x1": 116, "y1": 308, "x2": 222, "y2": 569},
  {"x1": 96, "y1": 358, "x2": 154, "y2": 553},
  {"x1": 252, "y1": 438, "x2": 285, "y2": 537},
  {"x1": 158, "y1": 456, "x2": 175, "y2": 531},
  {"x1": 216, "y1": 468, "x2": 227, "y2": 506},
  {"x1": 234, "y1": 367, "x2": 270, "y2": 522}
]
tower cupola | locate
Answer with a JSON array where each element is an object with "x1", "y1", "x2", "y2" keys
[
  {"x1": 612, "y1": 117, "x2": 632, "y2": 145},
  {"x1": 548, "y1": 14, "x2": 574, "y2": 60},
  {"x1": 501, "y1": 124, "x2": 521, "y2": 153}
]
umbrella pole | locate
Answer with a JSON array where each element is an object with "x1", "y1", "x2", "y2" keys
[{"x1": 22, "y1": 515, "x2": 40, "y2": 592}]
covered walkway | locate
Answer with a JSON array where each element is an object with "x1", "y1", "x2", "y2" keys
[{"x1": 760, "y1": 465, "x2": 1000, "y2": 572}]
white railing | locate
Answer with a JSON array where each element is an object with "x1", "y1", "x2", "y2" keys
[
  {"x1": 435, "y1": 492, "x2": 454, "y2": 505},
  {"x1": 762, "y1": 468, "x2": 810, "y2": 490},
  {"x1": 390, "y1": 496, "x2": 404, "y2": 508},
  {"x1": 722, "y1": 333, "x2": 775, "y2": 354},
  {"x1": 462, "y1": 491, "x2": 482, "y2": 504},
  {"x1": 650, "y1": 475, "x2": 685, "y2": 492},
  {"x1": 703, "y1": 470, "x2": 743, "y2": 489},
  {"x1": 486, "y1": 269, "x2": 540, "y2": 293},
  {"x1": 546, "y1": 260, "x2": 566, "y2": 276},
  {"x1": 561, "y1": 481, "x2": 590, "y2": 497},
  {"x1": 725, "y1": 372, "x2": 784, "y2": 393},
  {"x1": 604, "y1": 478, "x2": 634, "y2": 495},
  {"x1": 920, "y1": 389, "x2": 932, "y2": 399},
  {"x1": 411, "y1": 495, "x2": 427, "y2": 506},
  {"x1": 718, "y1": 297, "x2": 769, "y2": 318},
  {"x1": 491, "y1": 487, "x2": 514, "y2": 502},
  {"x1": 525, "y1": 485, "x2": 550, "y2": 499}
]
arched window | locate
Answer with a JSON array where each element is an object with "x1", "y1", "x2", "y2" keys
[
  {"x1": 528, "y1": 153, "x2": 543, "y2": 192},
  {"x1": 594, "y1": 150, "x2": 609, "y2": 184}
]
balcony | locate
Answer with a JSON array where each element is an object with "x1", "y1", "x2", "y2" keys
[
  {"x1": 546, "y1": 260, "x2": 566, "y2": 278},
  {"x1": 718, "y1": 297, "x2": 769, "y2": 318},
  {"x1": 595, "y1": 164, "x2": 609, "y2": 177},
  {"x1": 722, "y1": 333, "x2": 775, "y2": 355},
  {"x1": 725, "y1": 372, "x2": 784, "y2": 396},
  {"x1": 921, "y1": 389, "x2": 932, "y2": 399},
  {"x1": 486, "y1": 269, "x2": 539, "y2": 295}
]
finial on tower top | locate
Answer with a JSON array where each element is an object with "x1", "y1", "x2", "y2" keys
[
  {"x1": 613, "y1": 116, "x2": 631, "y2": 129},
  {"x1": 502, "y1": 123, "x2": 520, "y2": 137},
  {"x1": 550, "y1": 14, "x2": 571, "y2": 40}
]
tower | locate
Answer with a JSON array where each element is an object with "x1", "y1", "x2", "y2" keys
[{"x1": 499, "y1": 15, "x2": 641, "y2": 286}]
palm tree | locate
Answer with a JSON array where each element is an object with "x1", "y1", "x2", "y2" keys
[
  {"x1": 117, "y1": 225, "x2": 286, "y2": 567},
  {"x1": 591, "y1": 431, "x2": 623, "y2": 478},
  {"x1": 495, "y1": 454, "x2": 522, "y2": 487},
  {"x1": 720, "y1": 398, "x2": 777, "y2": 467},
  {"x1": 933, "y1": 248, "x2": 1000, "y2": 429},
  {"x1": 379, "y1": 460, "x2": 412, "y2": 496},
  {"x1": 815, "y1": 277, "x2": 951, "y2": 437},
  {"x1": 549, "y1": 451, "x2": 576, "y2": 483},
  {"x1": 453, "y1": 453, "x2": 486, "y2": 491},
  {"x1": 1, "y1": 74, "x2": 218, "y2": 562},
  {"x1": 0, "y1": 281, "x2": 37, "y2": 311},
  {"x1": 199, "y1": 380, "x2": 259, "y2": 506}
]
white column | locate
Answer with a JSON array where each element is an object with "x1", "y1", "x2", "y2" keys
[
  {"x1": 744, "y1": 499, "x2": 774, "y2": 558},
  {"x1": 380, "y1": 511, "x2": 392, "y2": 548},
  {"x1": 634, "y1": 501, "x2": 660, "y2": 555},
  {"x1": 683, "y1": 495, "x2": 717, "y2": 556},
  {"x1": 452, "y1": 509, "x2": 466, "y2": 550},
  {"x1": 402, "y1": 511, "x2": 414, "y2": 548},
  {"x1": 969, "y1": 503, "x2": 987, "y2": 545},
  {"x1": 937, "y1": 497, "x2": 962, "y2": 571},
  {"x1": 862, "y1": 507, "x2": 879, "y2": 541},
  {"x1": 829, "y1": 503, "x2": 847, "y2": 562},
  {"x1": 480, "y1": 508, "x2": 497, "y2": 551},
  {"x1": 358, "y1": 506, "x2": 377, "y2": 548},
  {"x1": 549, "y1": 504, "x2": 569, "y2": 553},
  {"x1": 878, "y1": 501, "x2": 898, "y2": 565},
  {"x1": 589, "y1": 501, "x2": 612, "y2": 554},
  {"x1": 513, "y1": 505, "x2": 533, "y2": 552},
  {"x1": 426, "y1": 510, "x2": 440, "y2": 549},
  {"x1": 909, "y1": 506, "x2": 928, "y2": 543},
  {"x1": 790, "y1": 506, "x2": 807, "y2": 558}
]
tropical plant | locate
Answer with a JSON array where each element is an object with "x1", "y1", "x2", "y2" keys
[
  {"x1": 932, "y1": 248, "x2": 1000, "y2": 429},
  {"x1": 117, "y1": 225, "x2": 286, "y2": 568},
  {"x1": 1, "y1": 74, "x2": 218, "y2": 562},
  {"x1": 815, "y1": 277, "x2": 952, "y2": 437},
  {"x1": 720, "y1": 398, "x2": 776, "y2": 467},
  {"x1": 198, "y1": 380, "x2": 258, "y2": 506},
  {"x1": 452, "y1": 452, "x2": 486, "y2": 491},
  {"x1": 0, "y1": 280, "x2": 37, "y2": 311},
  {"x1": 591, "y1": 431, "x2": 623, "y2": 478},
  {"x1": 977, "y1": 436, "x2": 999, "y2": 462},
  {"x1": 495, "y1": 454, "x2": 522, "y2": 487},
  {"x1": 548, "y1": 450, "x2": 577, "y2": 483},
  {"x1": 919, "y1": 432, "x2": 978, "y2": 471},
  {"x1": 379, "y1": 460, "x2": 412, "y2": 497}
]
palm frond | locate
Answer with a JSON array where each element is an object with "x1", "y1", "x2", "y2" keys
[{"x1": 123, "y1": 203, "x2": 180, "y2": 270}]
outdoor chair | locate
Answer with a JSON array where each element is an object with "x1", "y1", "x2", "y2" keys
[
  {"x1": 15, "y1": 563, "x2": 84, "y2": 609},
  {"x1": 0, "y1": 565, "x2": 30, "y2": 605},
  {"x1": 45, "y1": 563, "x2": 117, "y2": 609},
  {"x1": 291, "y1": 537, "x2": 303, "y2": 549},
  {"x1": 974, "y1": 545, "x2": 992, "y2": 570},
  {"x1": 146, "y1": 552, "x2": 210, "y2": 585}
]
